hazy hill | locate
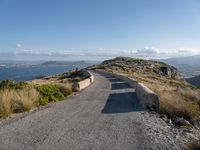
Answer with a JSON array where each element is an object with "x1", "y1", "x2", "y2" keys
[
  {"x1": 162, "y1": 55, "x2": 200, "y2": 78},
  {"x1": 186, "y1": 75, "x2": 200, "y2": 88},
  {"x1": 41, "y1": 61, "x2": 88, "y2": 66}
]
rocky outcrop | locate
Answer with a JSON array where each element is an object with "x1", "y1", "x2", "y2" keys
[{"x1": 102, "y1": 57, "x2": 182, "y2": 80}]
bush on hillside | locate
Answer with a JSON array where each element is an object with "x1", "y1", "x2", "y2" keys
[
  {"x1": 36, "y1": 84, "x2": 65, "y2": 104},
  {"x1": 0, "y1": 80, "x2": 28, "y2": 90},
  {"x1": 0, "y1": 80, "x2": 15, "y2": 89},
  {"x1": 0, "y1": 80, "x2": 73, "y2": 118},
  {"x1": 38, "y1": 97, "x2": 49, "y2": 106},
  {"x1": 14, "y1": 81, "x2": 29, "y2": 89}
]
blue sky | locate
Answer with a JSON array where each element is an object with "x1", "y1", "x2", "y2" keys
[{"x1": 0, "y1": 0, "x2": 200, "y2": 60}]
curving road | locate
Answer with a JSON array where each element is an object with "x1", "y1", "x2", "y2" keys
[{"x1": 0, "y1": 72, "x2": 151, "y2": 150}]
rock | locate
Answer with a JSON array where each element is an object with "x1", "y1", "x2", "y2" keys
[
  {"x1": 176, "y1": 135, "x2": 181, "y2": 139},
  {"x1": 167, "y1": 119, "x2": 173, "y2": 125},
  {"x1": 160, "y1": 114, "x2": 168, "y2": 122},
  {"x1": 173, "y1": 117, "x2": 191, "y2": 127}
]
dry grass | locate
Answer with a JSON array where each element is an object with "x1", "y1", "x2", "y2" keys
[
  {"x1": 57, "y1": 83, "x2": 73, "y2": 96},
  {"x1": 142, "y1": 80, "x2": 200, "y2": 122},
  {"x1": 105, "y1": 65, "x2": 200, "y2": 122},
  {"x1": 0, "y1": 71, "x2": 76, "y2": 119},
  {"x1": 0, "y1": 87, "x2": 39, "y2": 118},
  {"x1": 17, "y1": 87, "x2": 39, "y2": 111},
  {"x1": 0, "y1": 90, "x2": 12, "y2": 117}
]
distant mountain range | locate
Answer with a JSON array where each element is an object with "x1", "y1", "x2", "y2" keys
[
  {"x1": 162, "y1": 55, "x2": 200, "y2": 78},
  {"x1": 41, "y1": 61, "x2": 88, "y2": 66},
  {"x1": 0, "y1": 60, "x2": 91, "y2": 68}
]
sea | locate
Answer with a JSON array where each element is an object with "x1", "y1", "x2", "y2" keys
[{"x1": 0, "y1": 65, "x2": 86, "y2": 81}]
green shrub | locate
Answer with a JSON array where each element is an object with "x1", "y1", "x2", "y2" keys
[
  {"x1": 36, "y1": 84, "x2": 65, "y2": 103},
  {"x1": 0, "y1": 80, "x2": 15, "y2": 89},
  {"x1": 0, "y1": 80, "x2": 28, "y2": 90},
  {"x1": 39, "y1": 97, "x2": 49, "y2": 106},
  {"x1": 14, "y1": 81, "x2": 28, "y2": 89}
]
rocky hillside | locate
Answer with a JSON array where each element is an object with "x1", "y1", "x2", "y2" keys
[
  {"x1": 96, "y1": 57, "x2": 182, "y2": 80},
  {"x1": 90, "y1": 56, "x2": 200, "y2": 147},
  {"x1": 91, "y1": 57, "x2": 200, "y2": 124}
]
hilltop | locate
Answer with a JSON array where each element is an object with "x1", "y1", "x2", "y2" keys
[
  {"x1": 90, "y1": 57, "x2": 200, "y2": 123},
  {"x1": 90, "y1": 57, "x2": 186, "y2": 87},
  {"x1": 101, "y1": 57, "x2": 182, "y2": 80}
]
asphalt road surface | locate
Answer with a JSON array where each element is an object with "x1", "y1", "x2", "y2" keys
[{"x1": 0, "y1": 72, "x2": 151, "y2": 150}]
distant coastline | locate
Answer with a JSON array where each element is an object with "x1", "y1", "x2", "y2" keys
[{"x1": 0, "y1": 61, "x2": 90, "y2": 81}]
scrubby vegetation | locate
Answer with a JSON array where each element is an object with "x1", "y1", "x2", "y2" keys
[
  {"x1": 37, "y1": 84, "x2": 65, "y2": 105},
  {"x1": 0, "y1": 87, "x2": 39, "y2": 118},
  {"x1": 92, "y1": 57, "x2": 200, "y2": 123},
  {"x1": 0, "y1": 80, "x2": 73, "y2": 118},
  {"x1": 141, "y1": 79, "x2": 200, "y2": 122},
  {"x1": 31, "y1": 69, "x2": 87, "y2": 85},
  {"x1": 0, "y1": 69, "x2": 87, "y2": 118},
  {"x1": 0, "y1": 80, "x2": 28, "y2": 89}
]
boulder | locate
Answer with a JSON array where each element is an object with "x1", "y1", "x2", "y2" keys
[{"x1": 173, "y1": 117, "x2": 191, "y2": 127}]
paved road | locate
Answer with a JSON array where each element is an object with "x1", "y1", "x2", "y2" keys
[{"x1": 0, "y1": 72, "x2": 151, "y2": 150}]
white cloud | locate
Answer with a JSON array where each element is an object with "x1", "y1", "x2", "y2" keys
[
  {"x1": 136, "y1": 47, "x2": 160, "y2": 54},
  {"x1": 1, "y1": 47, "x2": 200, "y2": 60},
  {"x1": 16, "y1": 43, "x2": 22, "y2": 48},
  {"x1": 176, "y1": 48, "x2": 200, "y2": 55},
  {"x1": 119, "y1": 47, "x2": 200, "y2": 59}
]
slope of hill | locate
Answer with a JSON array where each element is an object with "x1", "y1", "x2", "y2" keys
[
  {"x1": 90, "y1": 57, "x2": 200, "y2": 123},
  {"x1": 162, "y1": 55, "x2": 200, "y2": 78},
  {"x1": 186, "y1": 75, "x2": 200, "y2": 88}
]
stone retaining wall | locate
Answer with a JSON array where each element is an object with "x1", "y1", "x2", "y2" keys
[
  {"x1": 73, "y1": 70, "x2": 94, "y2": 91},
  {"x1": 136, "y1": 83, "x2": 159, "y2": 111}
]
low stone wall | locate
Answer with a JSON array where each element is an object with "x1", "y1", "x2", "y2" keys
[
  {"x1": 89, "y1": 75, "x2": 94, "y2": 83},
  {"x1": 136, "y1": 83, "x2": 160, "y2": 111},
  {"x1": 73, "y1": 70, "x2": 94, "y2": 91},
  {"x1": 111, "y1": 72, "x2": 160, "y2": 111}
]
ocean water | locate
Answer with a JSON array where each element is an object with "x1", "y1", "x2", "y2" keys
[{"x1": 0, "y1": 65, "x2": 84, "y2": 81}]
